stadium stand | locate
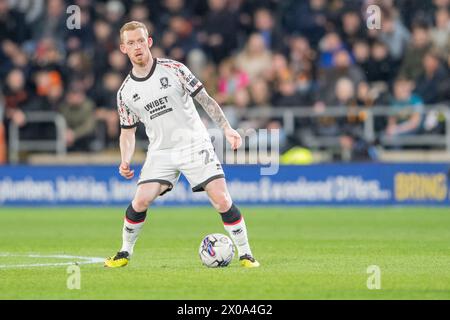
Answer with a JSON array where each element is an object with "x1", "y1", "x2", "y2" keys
[{"x1": 0, "y1": 0, "x2": 449, "y2": 164}]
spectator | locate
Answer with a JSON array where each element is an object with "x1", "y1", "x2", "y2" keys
[
  {"x1": 433, "y1": 0, "x2": 450, "y2": 14},
  {"x1": 107, "y1": 49, "x2": 129, "y2": 78},
  {"x1": 222, "y1": 88, "x2": 251, "y2": 129},
  {"x1": 164, "y1": 15, "x2": 198, "y2": 62},
  {"x1": 253, "y1": 7, "x2": 285, "y2": 51},
  {"x1": 104, "y1": 0, "x2": 126, "y2": 33},
  {"x1": 59, "y1": 84, "x2": 96, "y2": 152},
  {"x1": 186, "y1": 47, "x2": 208, "y2": 81},
  {"x1": 0, "y1": 0, "x2": 29, "y2": 43},
  {"x1": 318, "y1": 32, "x2": 348, "y2": 69},
  {"x1": 267, "y1": 52, "x2": 314, "y2": 107},
  {"x1": 329, "y1": 78, "x2": 373, "y2": 161},
  {"x1": 150, "y1": 46, "x2": 166, "y2": 59},
  {"x1": 266, "y1": 53, "x2": 295, "y2": 90},
  {"x1": 317, "y1": 77, "x2": 358, "y2": 138},
  {"x1": 246, "y1": 79, "x2": 272, "y2": 130},
  {"x1": 2, "y1": 68, "x2": 57, "y2": 140},
  {"x1": 398, "y1": 21, "x2": 433, "y2": 80},
  {"x1": 128, "y1": 2, "x2": 151, "y2": 24},
  {"x1": 41, "y1": 81, "x2": 64, "y2": 112},
  {"x1": 378, "y1": 10, "x2": 411, "y2": 61},
  {"x1": 197, "y1": 62, "x2": 219, "y2": 95},
  {"x1": 92, "y1": 19, "x2": 116, "y2": 80},
  {"x1": 394, "y1": 0, "x2": 435, "y2": 28},
  {"x1": 366, "y1": 40, "x2": 395, "y2": 84},
  {"x1": 235, "y1": 33, "x2": 272, "y2": 81},
  {"x1": 3, "y1": 69, "x2": 29, "y2": 130},
  {"x1": 248, "y1": 78, "x2": 284, "y2": 149},
  {"x1": 158, "y1": 0, "x2": 191, "y2": 32},
  {"x1": 0, "y1": 40, "x2": 31, "y2": 79},
  {"x1": 198, "y1": 0, "x2": 239, "y2": 63},
  {"x1": 94, "y1": 71, "x2": 122, "y2": 144},
  {"x1": 233, "y1": 88, "x2": 251, "y2": 113},
  {"x1": 356, "y1": 81, "x2": 389, "y2": 107},
  {"x1": 249, "y1": 78, "x2": 271, "y2": 108},
  {"x1": 65, "y1": 50, "x2": 94, "y2": 93},
  {"x1": 415, "y1": 50, "x2": 448, "y2": 104},
  {"x1": 31, "y1": 69, "x2": 64, "y2": 110},
  {"x1": 273, "y1": 77, "x2": 314, "y2": 107},
  {"x1": 31, "y1": 37, "x2": 64, "y2": 74},
  {"x1": 7, "y1": 0, "x2": 44, "y2": 26},
  {"x1": 355, "y1": 81, "x2": 372, "y2": 107},
  {"x1": 352, "y1": 40, "x2": 370, "y2": 71},
  {"x1": 32, "y1": 0, "x2": 67, "y2": 42},
  {"x1": 430, "y1": 8, "x2": 450, "y2": 59},
  {"x1": 317, "y1": 49, "x2": 366, "y2": 104},
  {"x1": 283, "y1": 0, "x2": 328, "y2": 47},
  {"x1": 288, "y1": 36, "x2": 316, "y2": 82},
  {"x1": 385, "y1": 77, "x2": 424, "y2": 138},
  {"x1": 216, "y1": 58, "x2": 249, "y2": 105},
  {"x1": 334, "y1": 77, "x2": 358, "y2": 108},
  {"x1": 340, "y1": 9, "x2": 367, "y2": 49}
]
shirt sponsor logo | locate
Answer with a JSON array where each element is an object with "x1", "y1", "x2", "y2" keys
[
  {"x1": 143, "y1": 96, "x2": 173, "y2": 120},
  {"x1": 150, "y1": 108, "x2": 173, "y2": 120},
  {"x1": 144, "y1": 96, "x2": 169, "y2": 111}
]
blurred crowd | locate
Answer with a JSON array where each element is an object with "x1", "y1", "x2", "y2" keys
[{"x1": 0, "y1": 0, "x2": 449, "y2": 162}]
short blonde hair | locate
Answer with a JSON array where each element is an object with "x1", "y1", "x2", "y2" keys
[{"x1": 119, "y1": 21, "x2": 149, "y2": 43}]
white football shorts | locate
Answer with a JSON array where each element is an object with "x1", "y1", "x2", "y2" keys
[{"x1": 137, "y1": 140, "x2": 224, "y2": 195}]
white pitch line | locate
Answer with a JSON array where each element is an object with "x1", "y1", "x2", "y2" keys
[{"x1": 0, "y1": 253, "x2": 104, "y2": 269}]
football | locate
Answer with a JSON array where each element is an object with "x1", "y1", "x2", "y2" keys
[{"x1": 198, "y1": 233, "x2": 235, "y2": 268}]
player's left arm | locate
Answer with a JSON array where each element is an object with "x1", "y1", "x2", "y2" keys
[
  {"x1": 174, "y1": 61, "x2": 242, "y2": 150},
  {"x1": 194, "y1": 88, "x2": 242, "y2": 150}
]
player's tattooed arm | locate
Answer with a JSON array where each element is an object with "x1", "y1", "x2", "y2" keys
[
  {"x1": 194, "y1": 88, "x2": 230, "y2": 130},
  {"x1": 194, "y1": 88, "x2": 242, "y2": 150}
]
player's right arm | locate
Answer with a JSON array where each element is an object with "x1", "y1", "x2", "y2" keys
[
  {"x1": 117, "y1": 90, "x2": 140, "y2": 179},
  {"x1": 119, "y1": 128, "x2": 136, "y2": 179}
]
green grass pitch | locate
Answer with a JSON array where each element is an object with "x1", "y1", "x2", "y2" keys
[{"x1": 0, "y1": 207, "x2": 449, "y2": 299}]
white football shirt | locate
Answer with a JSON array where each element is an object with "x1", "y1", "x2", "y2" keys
[{"x1": 117, "y1": 58, "x2": 210, "y2": 151}]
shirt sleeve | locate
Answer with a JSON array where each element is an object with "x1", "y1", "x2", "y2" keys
[
  {"x1": 117, "y1": 91, "x2": 139, "y2": 129},
  {"x1": 174, "y1": 62, "x2": 204, "y2": 98}
]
